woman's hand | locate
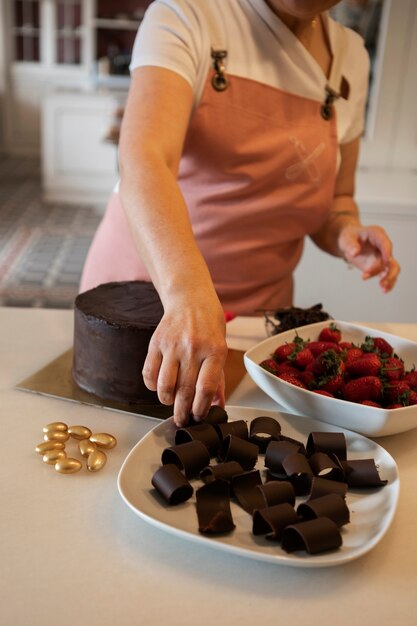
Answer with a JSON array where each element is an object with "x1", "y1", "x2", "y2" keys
[
  {"x1": 338, "y1": 224, "x2": 400, "y2": 292},
  {"x1": 142, "y1": 292, "x2": 228, "y2": 427}
]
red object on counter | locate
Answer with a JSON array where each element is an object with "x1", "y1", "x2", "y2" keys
[{"x1": 224, "y1": 311, "x2": 236, "y2": 323}]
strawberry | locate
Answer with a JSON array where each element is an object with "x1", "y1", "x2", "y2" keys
[
  {"x1": 381, "y1": 357, "x2": 404, "y2": 381},
  {"x1": 313, "y1": 349, "x2": 345, "y2": 378},
  {"x1": 298, "y1": 370, "x2": 316, "y2": 387},
  {"x1": 273, "y1": 342, "x2": 296, "y2": 363},
  {"x1": 343, "y1": 376, "x2": 383, "y2": 403},
  {"x1": 408, "y1": 390, "x2": 417, "y2": 405},
  {"x1": 361, "y1": 400, "x2": 382, "y2": 408},
  {"x1": 403, "y1": 370, "x2": 417, "y2": 390},
  {"x1": 289, "y1": 347, "x2": 314, "y2": 370},
  {"x1": 340, "y1": 341, "x2": 354, "y2": 350},
  {"x1": 386, "y1": 404, "x2": 403, "y2": 409},
  {"x1": 276, "y1": 362, "x2": 300, "y2": 377},
  {"x1": 313, "y1": 389, "x2": 334, "y2": 397},
  {"x1": 320, "y1": 374, "x2": 344, "y2": 396},
  {"x1": 343, "y1": 347, "x2": 363, "y2": 364},
  {"x1": 278, "y1": 372, "x2": 307, "y2": 390},
  {"x1": 384, "y1": 380, "x2": 411, "y2": 405},
  {"x1": 307, "y1": 341, "x2": 342, "y2": 357},
  {"x1": 260, "y1": 358, "x2": 281, "y2": 374},
  {"x1": 318, "y1": 323, "x2": 341, "y2": 344},
  {"x1": 361, "y1": 336, "x2": 393, "y2": 357},
  {"x1": 345, "y1": 354, "x2": 381, "y2": 378}
]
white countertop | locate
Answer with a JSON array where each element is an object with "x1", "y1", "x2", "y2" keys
[{"x1": 1, "y1": 308, "x2": 417, "y2": 626}]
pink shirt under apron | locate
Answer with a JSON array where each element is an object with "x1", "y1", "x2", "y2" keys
[{"x1": 80, "y1": 66, "x2": 338, "y2": 315}]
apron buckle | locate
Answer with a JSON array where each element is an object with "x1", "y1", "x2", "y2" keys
[{"x1": 211, "y1": 49, "x2": 229, "y2": 92}]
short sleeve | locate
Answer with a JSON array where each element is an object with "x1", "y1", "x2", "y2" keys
[
  {"x1": 129, "y1": 0, "x2": 207, "y2": 92},
  {"x1": 340, "y1": 35, "x2": 371, "y2": 144}
]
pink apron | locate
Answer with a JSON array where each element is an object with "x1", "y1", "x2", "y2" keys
[{"x1": 80, "y1": 45, "x2": 339, "y2": 315}]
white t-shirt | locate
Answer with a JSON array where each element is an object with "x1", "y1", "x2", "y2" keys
[{"x1": 130, "y1": 0, "x2": 370, "y2": 145}]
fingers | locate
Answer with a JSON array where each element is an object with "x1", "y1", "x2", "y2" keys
[{"x1": 379, "y1": 256, "x2": 401, "y2": 293}]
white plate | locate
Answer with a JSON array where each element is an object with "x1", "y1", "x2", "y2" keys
[
  {"x1": 117, "y1": 406, "x2": 399, "y2": 568},
  {"x1": 244, "y1": 320, "x2": 417, "y2": 437}
]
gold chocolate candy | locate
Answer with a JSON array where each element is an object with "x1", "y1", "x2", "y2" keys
[
  {"x1": 89, "y1": 433, "x2": 117, "y2": 449},
  {"x1": 87, "y1": 449, "x2": 107, "y2": 472},
  {"x1": 44, "y1": 431, "x2": 69, "y2": 443},
  {"x1": 36, "y1": 441, "x2": 65, "y2": 455},
  {"x1": 55, "y1": 458, "x2": 82, "y2": 474},
  {"x1": 43, "y1": 422, "x2": 68, "y2": 433},
  {"x1": 68, "y1": 425, "x2": 92, "y2": 440},
  {"x1": 79, "y1": 439, "x2": 96, "y2": 458},
  {"x1": 43, "y1": 450, "x2": 66, "y2": 465}
]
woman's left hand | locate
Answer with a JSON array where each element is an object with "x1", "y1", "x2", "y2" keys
[{"x1": 338, "y1": 224, "x2": 400, "y2": 292}]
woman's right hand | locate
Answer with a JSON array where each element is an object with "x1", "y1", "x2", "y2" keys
[{"x1": 142, "y1": 291, "x2": 228, "y2": 427}]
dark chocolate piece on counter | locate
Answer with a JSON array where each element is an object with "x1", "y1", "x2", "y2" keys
[
  {"x1": 297, "y1": 494, "x2": 350, "y2": 527},
  {"x1": 161, "y1": 440, "x2": 210, "y2": 479},
  {"x1": 257, "y1": 480, "x2": 296, "y2": 508},
  {"x1": 281, "y1": 517, "x2": 343, "y2": 554},
  {"x1": 253, "y1": 503, "x2": 299, "y2": 540},
  {"x1": 151, "y1": 464, "x2": 193, "y2": 505},
  {"x1": 215, "y1": 420, "x2": 249, "y2": 441},
  {"x1": 189, "y1": 405, "x2": 229, "y2": 426},
  {"x1": 175, "y1": 423, "x2": 220, "y2": 456},
  {"x1": 342, "y1": 459, "x2": 388, "y2": 488},
  {"x1": 200, "y1": 461, "x2": 244, "y2": 488},
  {"x1": 278, "y1": 434, "x2": 306, "y2": 454},
  {"x1": 306, "y1": 432, "x2": 347, "y2": 461},
  {"x1": 282, "y1": 453, "x2": 313, "y2": 496},
  {"x1": 249, "y1": 416, "x2": 282, "y2": 453},
  {"x1": 264, "y1": 440, "x2": 304, "y2": 474},
  {"x1": 231, "y1": 470, "x2": 264, "y2": 514},
  {"x1": 308, "y1": 476, "x2": 348, "y2": 501},
  {"x1": 196, "y1": 479, "x2": 235, "y2": 534},
  {"x1": 308, "y1": 452, "x2": 345, "y2": 482},
  {"x1": 218, "y1": 434, "x2": 259, "y2": 470}
]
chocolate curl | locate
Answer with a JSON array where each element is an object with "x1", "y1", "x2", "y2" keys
[
  {"x1": 161, "y1": 440, "x2": 210, "y2": 479},
  {"x1": 231, "y1": 470, "x2": 264, "y2": 513},
  {"x1": 151, "y1": 464, "x2": 194, "y2": 505},
  {"x1": 297, "y1": 494, "x2": 350, "y2": 527},
  {"x1": 306, "y1": 432, "x2": 347, "y2": 461},
  {"x1": 308, "y1": 452, "x2": 345, "y2": 482},
  {"x1": 215, "y1": 420, "x2": 249, "y2": 441},
  {"x1": 200, "y1": 461, "x2": 244, "y2": 490},
  {"x1": 196, "y1": 479, "x2": 235, "y2": 534},
  {"x1": 218, "y1": 434, "x2": 259, "y2": 470},
  {"x1": 308, "y1": 476, "x2": 348, "y2": 501},
  {"x1": 249, "y1": 416, "x2": 281, "y2": 453},
  {"x1": 264, "y1": 440, "x2": 305, "y2": 474},
  {"x1": 253, "y1": 503, "x2": 299, "y2": 540},
  {"x1": 189, "y1": 405, "x2": 229, "y2": 426},
  {"x1": 257, "y1": 480, "x2": 296, "y2": 507},
  {"x1": 278, "y1": 435, "x2": 306, "y2": 454},
  {"x1": 282, "y1": 517, "x2": 343, "y2": 554},
  {"x1": 175, "y1": 423, "x2": 220, "y2": 456},
  {"x1": 282, "y1": 452, "x2": 313, "y2": 496},
  {"x1": 342, "y1": 459, "x2": 388, "y2": 488}
]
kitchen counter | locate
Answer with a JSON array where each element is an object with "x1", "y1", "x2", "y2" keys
[{"x1": 1, "y1": 307, "x2": 417, "y2": 626}]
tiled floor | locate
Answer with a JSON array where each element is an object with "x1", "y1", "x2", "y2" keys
[{"x1": 0, "y1": 155, "x2": 103, "y2": 308}]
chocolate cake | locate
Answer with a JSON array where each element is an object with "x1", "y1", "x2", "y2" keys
[{"x1": 73, "y1": 281, "x2": 164, "y2": 404}]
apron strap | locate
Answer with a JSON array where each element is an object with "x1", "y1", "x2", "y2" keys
[{"x1": 321, "y1": 19, "x2": 349, "y2": 120}]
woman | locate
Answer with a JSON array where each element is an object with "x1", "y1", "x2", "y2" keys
[{"x1": 80, "y1": 0, "x2": 400, "y2": 426}]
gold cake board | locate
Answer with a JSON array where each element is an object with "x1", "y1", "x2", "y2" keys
[{"x1": 16, "y1": 348, "x2": 247, "y2": 420}]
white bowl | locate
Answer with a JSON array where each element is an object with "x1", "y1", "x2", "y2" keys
[{"x1": 244, "y1": 320, "x2": 417, "y2": 437}]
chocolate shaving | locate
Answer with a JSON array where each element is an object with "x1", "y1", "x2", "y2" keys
[
  {"x1": 196, "y1": 479, "x2": 235, "y2": 534},
  {"x1": 257, "y1": 480, "x2": 296, "y2": 507},
  {"x1": 278, "y1": 434, "x2": 306, "y2": 454},
  {"x1": 249, "y1": 416, "x2": 281, "y2": 452},
  {"x1": 264, "y1": 440, "x2": 305, "y2": 474},
  {"x1": 342, "y1": 459, "x2": 388, "y2": 488},
  {"x1": 282, "y1": 452, "x2": 313, "y2": 496},
  {"x1": 151, "y1": 464, "x2": 193, "y2": 505},
  {"x1": 297, "y1": 494, "x2": 350, "y2": 527},
  {"x1": 306, "y1": 432, "x2": 347, "y2": 461},
  {"x1": 281, "y1": 517, "x2": 343, "y2": 554},
  {"x1": 200, "y1": 461, "x2": 244, "y2": 492},
  {"x1": 161, "y1": 440, "x2": 210, "y2": 479},
  {"x1": 308, "y1": 476, "x2": 348, "y2": 500},
  {"x1": 215, "y1": 420, "x2": 248, "y2": 441},
  {"x1": 253, "y1": 503, "x2": 299, "y2": 540},
  {"x1": 218, "y1": 434, "x2": 259, "y2": 470},
  {"x1": 231, "y1": 470, "x2": 264, "y2": 513},
  {"x1": 308, "y1": 452, "x2": 345, "y2": 482},
  {"x1": 175, "y1": 423, "x2": 220, "y2": 456}
]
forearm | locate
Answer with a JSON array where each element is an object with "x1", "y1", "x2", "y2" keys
[{"x1": 311, "y1": 195, "x2": 361, "y2": 258}]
